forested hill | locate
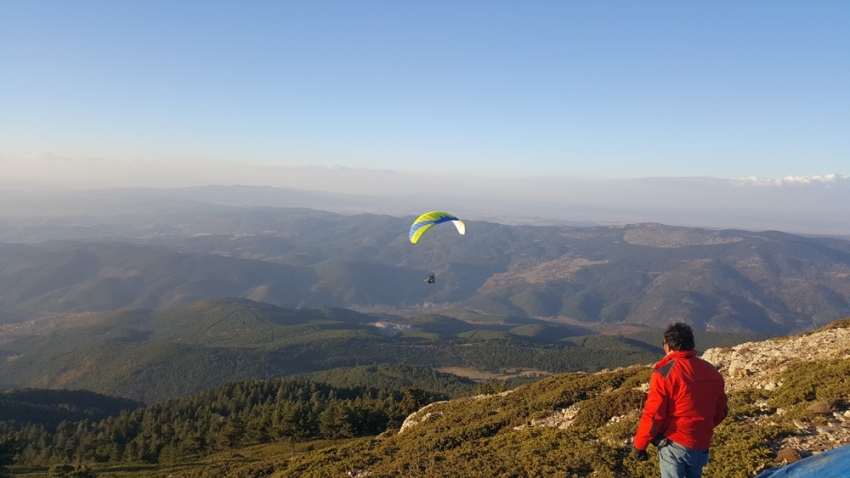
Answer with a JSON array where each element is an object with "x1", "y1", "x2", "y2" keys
[
  {"x1": 0, "y1": 389, "x2": 141, "y2": 429},
  {"x1": 0, "y1": 376, "x2": 446, "y2": 468},
  {"x1": 2, "y1": 209, "x2": 850, "y2": 334},
  {"x1": 2, "y1": 319, "x2": 848, "y2": 478},
  {"x1": 0, "y1": 297, "x2": 768, "y2": 403}
]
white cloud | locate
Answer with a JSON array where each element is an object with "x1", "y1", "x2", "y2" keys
[
  {"x1": 732, "y1": 173, "x2": 847, "y2": 187},
  {"x1": 781, "y1": 173, "x2": 843, "y2": 184}
]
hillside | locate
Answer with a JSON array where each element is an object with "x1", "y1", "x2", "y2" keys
[
  {"x1": 2, "y1": 210, "x2": 850, "y2": 334},
  {"x1": 0, "y1": 389, "x2": 141, "y2": 429},
  {"x1": 3, "y1": 319, "x2": 847, "y2": 478},
  {"x1": 0, "y1": 241, "x2": 317, "y2": 317},
  {"x1": 188, "y1": 318, "x2": 850, "y2": 478},
  {"x1": 0, "y1": 298, "x2": 767, "y2": 403}
]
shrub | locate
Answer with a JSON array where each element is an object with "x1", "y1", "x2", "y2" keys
[
  {"x1": 705, "y1": 422, "x2": 797, "y2": 478},
  {"x1": 775, "y1": 447, "x2": 802, "y2": 464},
  {"x1": 617, "y1": 367, "x2": 652, "y2": 390},
  {"x1": 573, "y1": 389, "x2": 647, "y2": 428},
  {"x1": 806, "y1": 401, "x2": 833, "y2": 414},
  {"x1": 769, "y1": 359, "x2": 850, "y2": 408}
]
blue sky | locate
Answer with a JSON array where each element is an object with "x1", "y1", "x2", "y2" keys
[{"x1": 1, "y1": 1, "x2": 848, "y2": 181}]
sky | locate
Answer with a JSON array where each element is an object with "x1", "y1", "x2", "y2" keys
[{"x1": 1, "y1": 1, "x2": 849, "y2": 234}]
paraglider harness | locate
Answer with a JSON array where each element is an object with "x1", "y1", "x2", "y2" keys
[{"x1": 425, "y1": 273, "x2": 435, "y2": 284}]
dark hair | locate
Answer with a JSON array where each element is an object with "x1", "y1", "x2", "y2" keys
[{"x1": 663, "y1": 322, "x2": 695, "y2": 351}]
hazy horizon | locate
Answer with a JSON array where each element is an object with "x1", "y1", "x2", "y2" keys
[
  {"x1": 2, "y1": 2, "x2": 848, "y2": 236},
  {"x1": 2, "y1": 156, "x2": 849, "y2": 238}
]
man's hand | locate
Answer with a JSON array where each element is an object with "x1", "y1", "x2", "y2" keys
[{"x1": 633, "y1": 448, "x2": 649, "y2": 462}]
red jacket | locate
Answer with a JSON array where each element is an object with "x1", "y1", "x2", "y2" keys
[{"x1": 634, "y1": 349, "x2": 727, "y2": 451}]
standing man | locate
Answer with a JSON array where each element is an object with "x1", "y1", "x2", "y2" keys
[{"x1": 632, "y1": 322, "x2": 728, "y2": 478}]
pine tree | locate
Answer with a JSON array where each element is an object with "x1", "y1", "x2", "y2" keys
[
  {"x1": 219, "y1": 414, "x2": 246, "y2": 450},
  {"x1": 401, "y1": 386, "x2": 428, "y2": 415},
  {"x1": 319, "y1": 402, "x2": 354, "y2": 439},
  {"x1": 0, "y1": 436, "x2": 17, "y2": 478}
]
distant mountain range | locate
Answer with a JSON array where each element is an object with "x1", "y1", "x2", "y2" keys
[{"x1": 1, "y1": 203, "x2": 849, "y2": 334}]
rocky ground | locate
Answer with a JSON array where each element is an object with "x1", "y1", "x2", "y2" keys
[
  {"x1": 703, "y1": 324, "x2": 850, "y2": 463},
  {"x1": 508, "y1": 322, "x2": 850, "y2": 465},
  {"x1": 701, "y1": 325, "x2": 850, "y2": 393},
  {"x1": 394, "y1": 320, "x2": 850, "y2": 476}
]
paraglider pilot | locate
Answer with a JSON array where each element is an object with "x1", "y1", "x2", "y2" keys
[{"x1": 425, "y1": 274, "x2": 435, "y2": 284}]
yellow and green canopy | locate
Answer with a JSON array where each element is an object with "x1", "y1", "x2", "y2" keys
[{"x1": 409, "y1": 211, "x2": 465, "y2": 244}]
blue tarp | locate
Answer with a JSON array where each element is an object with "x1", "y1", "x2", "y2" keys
[{"x1": 754, "y1": 444, "x2": 850, "y2": 478}]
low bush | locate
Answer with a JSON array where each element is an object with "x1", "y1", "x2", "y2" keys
[
  {"x1": 769, "y1": 359, "x2": 850, "y2": 408},
  {"x1": 573, "y1": 389, "x2": 647, "y2": 428}
]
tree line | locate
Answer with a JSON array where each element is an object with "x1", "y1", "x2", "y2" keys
[{"x1": 0, "y1": 378, "x2": 439, "y2": 467}]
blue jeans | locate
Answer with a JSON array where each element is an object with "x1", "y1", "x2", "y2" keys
[{"x1": 658, "y1": 439, "x2": 709, "y2": 478}]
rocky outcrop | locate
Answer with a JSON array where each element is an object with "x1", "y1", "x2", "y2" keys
[
  {"x1": 396, "y1": 321, "x2": 850, "y2": 470},
  {"x1": 510, "y1": 323, "x2": 850, "y2": 457},
  {"x1": 702, "y1": 326, "x2": 850, "y2": 392},
  {"x1": 399, "y1": 390, "x2": 516, "y2": 434},
  {"x1": 513, "y1": 404, "x2": 580, "y2": 431},
  {"x1": 398, "y1": 401, "x2": 447, "y2": 434},
  {"x1": 776, "y1": 411, "x2": 850, "y2": 458},
  {"x1": 703, "y1": 325, "x2": 850, "y2": 459}
]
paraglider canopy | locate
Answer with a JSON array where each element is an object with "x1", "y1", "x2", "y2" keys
[
  {"x1": 754, "y1": 443, "x2": 850, "y2": 477},
  {"x1": 409, "y1": 211, "x2": 465, "y2": 244}
]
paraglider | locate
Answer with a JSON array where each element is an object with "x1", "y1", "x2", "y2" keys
[
  {"x1": 409, "y1": 211, "x2": 465, "y2": 285},
  {"x1": 409, "y1": 211, "x2": 465, "y2": 244}
]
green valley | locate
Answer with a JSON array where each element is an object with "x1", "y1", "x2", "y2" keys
[{"x1": 0, "y1": 298, "x2": 769, "y2": 403}]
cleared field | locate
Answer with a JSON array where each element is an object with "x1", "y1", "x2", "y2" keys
[{"x1": 437, "y1": 366, "x2": 551, "y2": 381}]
